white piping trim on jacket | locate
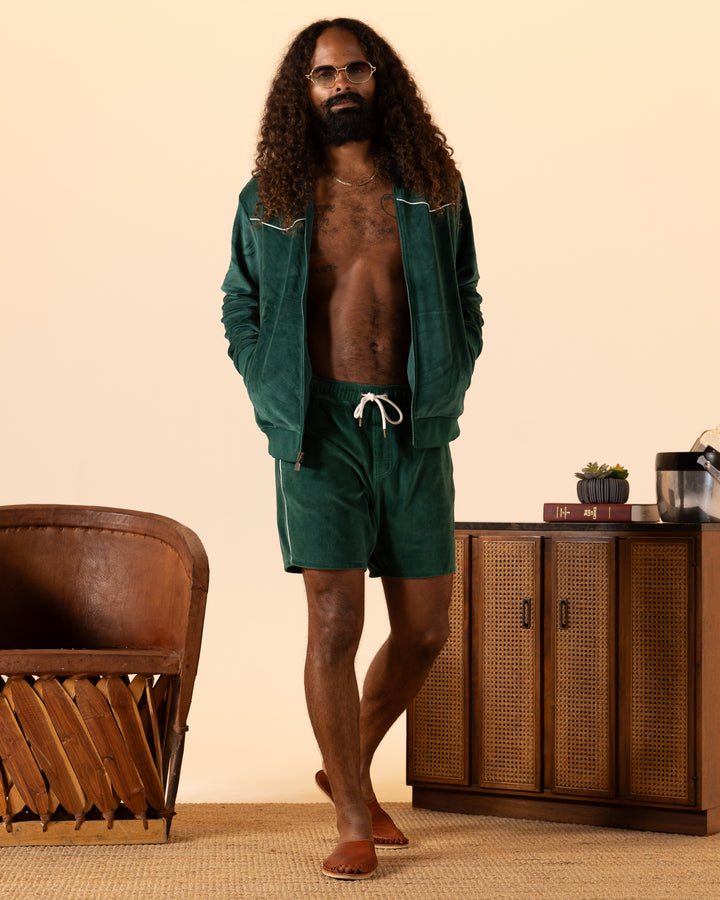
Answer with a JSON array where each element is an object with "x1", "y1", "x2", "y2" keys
[
  {"x1": 250, "y1": 216, "x2": 306, "y2": 231},
  {"x1": 395, "y1": 199, "x2": 454, "y2": 213},
  {"x1": 277, "y1": 459, "x2": 293, "y2": 559}
]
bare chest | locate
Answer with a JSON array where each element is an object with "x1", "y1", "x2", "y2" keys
[
  {"x1": 310, "y1": 181, "x2": 403, "y2": 272},
  {"x1": 305, "y1": 176, "x2": 410, "y2": 383}
]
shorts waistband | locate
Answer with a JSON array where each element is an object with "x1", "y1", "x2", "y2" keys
[{"x1": 310, "y1": 375, "x2": 412, "y2": 404}]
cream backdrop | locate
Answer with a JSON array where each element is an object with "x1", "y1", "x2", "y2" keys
[{"x1": 3, "y1": 1, "x2": 718, "y2": 802}]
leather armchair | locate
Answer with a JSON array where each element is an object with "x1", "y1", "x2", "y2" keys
[{"x1": 0, "y1": 505, "x2": 208, "y2": 845}]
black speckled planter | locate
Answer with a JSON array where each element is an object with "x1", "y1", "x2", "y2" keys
[{"x1": 577, "y1": 478, "x2": 630, "y2": 503}]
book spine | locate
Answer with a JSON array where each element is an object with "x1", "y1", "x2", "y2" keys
[{"x1": 543, "y1": 503, "x2": 633, "y2": 522}]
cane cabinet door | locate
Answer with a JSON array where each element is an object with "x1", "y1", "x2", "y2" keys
[
  {"x1": 475, "y1": 535, "x2": 542, "y2": 792},
  {"x1": 618, "y1": 537, "x2": 696, "y2": 806},
  {"x1": 407, "y1": 535, "x2": 470, "y2": 785},
  {"x1": 548, "y1": 537, "x2": 616, "y2": 797}
]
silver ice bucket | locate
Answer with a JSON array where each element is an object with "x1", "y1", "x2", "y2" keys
[{"x1": 656, "y1": 451, "x2": 720, "y2": 523}]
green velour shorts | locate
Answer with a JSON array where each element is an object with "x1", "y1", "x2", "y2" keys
[{"x1": 274, "y1": 376, "x2": 455, "y2": 578}]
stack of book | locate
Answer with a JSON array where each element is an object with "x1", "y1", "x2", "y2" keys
[{"x1": 543, "y1": 502, "x2": 659, "y2": 523}]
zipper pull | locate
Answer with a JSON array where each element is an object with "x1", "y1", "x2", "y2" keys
[{"x1": 294, "y1": 451, "x2": 305, "y2": 472}]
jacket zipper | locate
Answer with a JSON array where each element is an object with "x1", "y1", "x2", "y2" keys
[
  {"x1": 296, "y1": 204, "x2": 313, "y2": 469},
  {"x1": 394, "y1": 186, "x2": 417, "y2": 445}
]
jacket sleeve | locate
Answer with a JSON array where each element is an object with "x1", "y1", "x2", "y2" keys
[
  {"x1": 221, "y1": 193, "x2": 260, "y2": 379},
  {"x1": 456, "y1": 183, "x2": 484, "y2": 362}
]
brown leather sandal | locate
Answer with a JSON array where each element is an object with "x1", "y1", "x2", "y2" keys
[{"x1": 315, "y1": 770, "x2": 410, "y2": 848}]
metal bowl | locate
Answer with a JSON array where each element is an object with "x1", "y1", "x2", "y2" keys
[{"x1": 656, "y1": 452, "x2": 720, "y2": 523}]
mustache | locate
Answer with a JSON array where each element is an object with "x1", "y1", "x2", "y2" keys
[{"x1": 321, "y1": 92, "x2": 366, "y2": 112}]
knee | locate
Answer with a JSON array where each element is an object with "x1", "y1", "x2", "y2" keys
[
  {"x1": 306, "y1": 583, "x2": 364, "y2": 664},
  {"x1": 312, "y1": 614, "x2": 363, "y2": 663},
  {"x1": 395, "y1": 616, "x2": 450, "y2": 664},
  {"x1": 419, "y1": 618, "x2": 451, "y2": 660}
]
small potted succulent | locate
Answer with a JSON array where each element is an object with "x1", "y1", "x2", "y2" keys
[{"x1": 575, "y1": 462, "x2": 630, "y2": 503}]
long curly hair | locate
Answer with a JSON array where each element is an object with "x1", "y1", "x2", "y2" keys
[{"x1": 253, "y1": 18, "x2": 461, "y2": 224}]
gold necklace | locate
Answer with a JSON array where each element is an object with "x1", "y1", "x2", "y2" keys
[{"x1": 331, "y1": 169, "x2": 378, "y2": 188}]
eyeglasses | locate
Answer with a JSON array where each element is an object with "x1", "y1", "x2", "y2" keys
[{"x1": 306, "y1": 61, "x2": 376, "y2": 88}]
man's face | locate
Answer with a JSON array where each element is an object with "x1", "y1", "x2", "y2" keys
[{"x1": 307, "y1": 27, "x2": 377, "y2": 146}]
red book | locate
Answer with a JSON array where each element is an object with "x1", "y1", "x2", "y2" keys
[{"x1": 543, "y1": 503, "x2": 659, "y2": 523}]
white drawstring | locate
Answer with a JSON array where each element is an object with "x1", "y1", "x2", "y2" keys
[{"x1": 353, "y1": 392, "x2": 404, "y2": 437}]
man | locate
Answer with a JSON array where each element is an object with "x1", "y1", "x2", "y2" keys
[{"x1": 222, "y1": 18, "x2": 483, "y2": 880}]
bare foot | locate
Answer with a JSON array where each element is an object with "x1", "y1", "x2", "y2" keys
[
  {"x1": 322, "y1": 840, "x2": 377, "y2": 880},
  {"x1": 315, "y1": 770, "x2": 410, "y2": 848}
]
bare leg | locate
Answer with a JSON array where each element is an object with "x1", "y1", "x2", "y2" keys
[
  {"x1": 359, "y1": 573, "x2": 454, "y2": 800},
  {"x1": 305, "y1": 569, "x2": 452, "y2": 860},
  {"x1": 303, "y1": 568, "x2": 373, "y2": 847}
]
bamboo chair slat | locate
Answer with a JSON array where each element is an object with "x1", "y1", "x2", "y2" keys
[
  {"x1": 133, "y1": 681, "x2": 156, "y2": 761},
  {"x1": 72, "y1": 679, "x2": 148, "y2": 823},
  {"x1": 157, "y1": 676, "x2": 175, "y2": 780},
  {"x1": 130, "y1": 675, "x2": 160, "y2": 770},
  {"x1": 133, "y1": 676, "x2": 168, "y2": 783},
  {"x1": 35, "y1": 679, "x2": 116, "y2": 824},
  {"x1": 128, "y1": 675, "x2": 145, "y2": 705},
  {"x1": 7, "y1": 781, "x2": 25, "y2": 818},
  {"x1": 152, "y1": 675, "x2": 172, "y2": 708},
  {"x1": 6, "y1": 680, "x2": 88, "y2": 822},
  {"x1": 48, "y1": 788, "x2": 60, "y2": 814},
  {"x1": 0, "y1": 759, "x2": 9, "y2": 826},
  {"x1": 143, "y1": 676, "x2": 164, "y2": 780},
  {"x1": 0, "y1": 690, "x2": 50, "y2": 824},
  {"x1": 1, "y1": 760, "x2": 27, "y2": 821},
  {"x1": 98, "y1": 677, "x2": 166, "y2": 812}
]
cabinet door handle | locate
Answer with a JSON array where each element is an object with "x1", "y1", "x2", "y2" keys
[
  {"x1": 522, "y1": 598, "x2": 531, "y2": 629},
  {"x1": 559, "y1": 598, "x2": 569, "y2": 630}
]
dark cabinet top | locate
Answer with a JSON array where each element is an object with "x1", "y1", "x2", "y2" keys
[{"x1": 456, "y1": 521, "x2": 720, "y2": 533}]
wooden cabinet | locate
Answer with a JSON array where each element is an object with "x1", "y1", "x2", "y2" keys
[
  {"x1": 407, "y1": 523, "x2": 720, "y2": 834},
  {"x1": 475, "y1": 535, "x2": 541, "y2": 793},
  {"x1": 548, "y1": 536, "x2": 616, "y2": 798}
]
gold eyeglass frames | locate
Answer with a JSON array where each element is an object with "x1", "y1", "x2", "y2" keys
[{"x1": 306, "y1": 61, "x2": 377, "y2": 88}]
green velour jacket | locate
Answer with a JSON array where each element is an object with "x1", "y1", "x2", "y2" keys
[{"x1": 221, "y1": 177, "x2": 484, "y2": 463}]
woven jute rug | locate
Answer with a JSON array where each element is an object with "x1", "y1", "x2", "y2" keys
[{"x1": 3, "y1": 803, "x2": 720, "y2": 899}]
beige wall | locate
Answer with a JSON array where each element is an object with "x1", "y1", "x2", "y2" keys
[{"x1": 3, "y1": 1, "x2": 718, "y2": 802}]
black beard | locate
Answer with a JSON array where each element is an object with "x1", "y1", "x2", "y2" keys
[{"x1": 310, "y1": 93, "x2": 377, "y2": 146}]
